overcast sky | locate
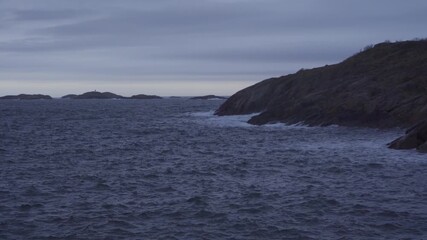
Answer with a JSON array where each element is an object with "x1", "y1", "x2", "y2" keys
[{"x1": 0, "y1": 0, "x2": 426, "y2": 96}]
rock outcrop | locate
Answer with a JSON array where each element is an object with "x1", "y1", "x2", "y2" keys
[
  {"x1": 215, "y1": 40, "x2": 427, "y2": 129},
  {"x1": 388, "y1": 120, "x2": 427, "y2": 152},
  {"x1": 191, "y1": 95, "x2": 227, "y2": 100},
  {"x1": 0, "y1": 94, "x2": 52, "y2": 100}
]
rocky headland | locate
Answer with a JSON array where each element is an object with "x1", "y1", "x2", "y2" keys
[
  {"x1": 0, "y1": 94, "x2": 52, "y2": 100},
  {"x1": 215, "y1": 40, "x2": 427, "y2": 152},
  {"x1": 191, "y1": 95, "x2": 227, "y2": 100}
]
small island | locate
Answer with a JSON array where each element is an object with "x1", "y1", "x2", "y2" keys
[
  {"x1": 128, "y1": 94, "x2": 162, "y2": 99},
  {"x1": 0, "y1": 94, "x2": 52, "y2": 100},
  {"x1": 62, "y1": 91, "x2": 124, "y2": 99},
  {"x1": 190, "y1": 95, "x2": 227, "y2": 100},
  {"x1": 61, "y1": 91, "x2": 162, "y2": 100},
  {"x1": 61, "y1": 94, "x2": 78, "y2": 99}
]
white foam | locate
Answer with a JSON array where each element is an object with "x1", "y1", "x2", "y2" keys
[
  {"x1": 188, "y1": 111, "x2": 259, "y2": 127},
  {"x1": 188, "y1": 111, "x2": 333, "y2": 129},
  {"x1": 189, "y1": 111, "x2": 216, "y2": 117}
]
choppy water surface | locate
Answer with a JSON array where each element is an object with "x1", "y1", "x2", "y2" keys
[{"x1": 0, "y1": 99, "x2": 426, "y2": 239}]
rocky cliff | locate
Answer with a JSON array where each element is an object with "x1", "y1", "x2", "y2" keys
[{"x1": 216, "y1": 40, "x2": 427, "y2": 129}]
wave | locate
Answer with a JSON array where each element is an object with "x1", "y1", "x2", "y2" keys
[
  {"x1": 187, "y1": 111, "x2": 258, "y2": 127},
  {"x1": 189, "y1": 111, "x2": 332, "y2": 130}
]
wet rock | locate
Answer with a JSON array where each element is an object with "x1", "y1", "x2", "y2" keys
[
  {"x1": 388, "y1": 120, "x2": 427, "y2": 152},
  {"x1": 417, "y1": 142, "x2": 427, "y2": 153}
]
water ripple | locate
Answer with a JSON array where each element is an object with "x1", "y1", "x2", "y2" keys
[{"x1": 0, "y1": 99, "x2": 426, "y2": 239}]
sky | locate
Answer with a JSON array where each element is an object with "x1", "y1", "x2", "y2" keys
[{"x1": 0, "y1": 0, "x2": 426, "y2": 97}]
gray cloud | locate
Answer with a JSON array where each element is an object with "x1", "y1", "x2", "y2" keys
[
  {"x1": 12, "y1": 9, "x2": 91, "y2": 21},
  {"x1": 0, "y1": 0, "x2": 426, "y2": 96}
]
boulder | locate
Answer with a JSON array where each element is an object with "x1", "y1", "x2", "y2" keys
[
  {"x1": 417, "y1": 142, "x2": 427, "y2": 153},
  {"x1": 388, "y1": 120, "x2": 427, "y2": 152}
]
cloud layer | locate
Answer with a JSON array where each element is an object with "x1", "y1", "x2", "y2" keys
[{"x1": 0, "y1": 0, "x2": 426, "y2": 96}]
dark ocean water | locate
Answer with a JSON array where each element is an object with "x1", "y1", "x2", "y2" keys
[{"x1": 0, "y1": 99, "x2": 426, "y2": 240}]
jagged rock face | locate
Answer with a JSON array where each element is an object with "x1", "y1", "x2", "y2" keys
[
  {"x1": 215, "y1": 40, "x2": 427, "y2": 128},
  {"x1": 388, "y1": 120, "x2": 427, "y2": 152},
  {"x1": 215, "y1": 78, "x2": 280, "y2": 114}
]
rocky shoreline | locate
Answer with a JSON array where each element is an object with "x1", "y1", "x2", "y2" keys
[
  {"x1": 215, "y1": 40, "x2": 427, "y2": 152},
  {"x1": 388, "y1": 121, "x2": 427, "y2": 152}
]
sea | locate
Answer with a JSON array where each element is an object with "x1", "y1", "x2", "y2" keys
[{"x1": 0, "y1": 99, "x2": 426, "y2": 240}]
